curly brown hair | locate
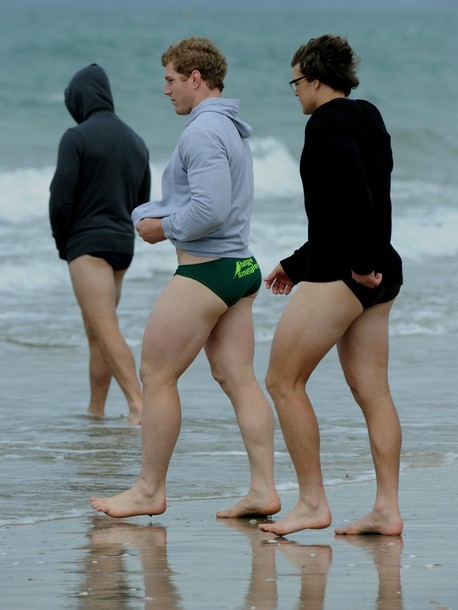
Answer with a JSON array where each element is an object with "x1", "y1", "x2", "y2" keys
[
  {"x1": 161, "y1": 37, "x2": 227, "y2": 92},
  {"x1": 291, "y1": 35, "x2": 360, "y2": 96}
]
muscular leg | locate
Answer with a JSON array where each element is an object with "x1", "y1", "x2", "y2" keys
[
  {"x1": 259, "y1": 281, "x2": 363, "y2": 536},
  {"x1": 91, "y1": 275, "x2": 228, "y2": 518},
  {"x1": 204, "y1": 294, "x2": 281, "y2": 518},
  {"x1": 335, "y1": 299, "x2": 403, "y2": 535},
  {"x1": 69, "y1": 255, "x2": 142, "y2": 424}
]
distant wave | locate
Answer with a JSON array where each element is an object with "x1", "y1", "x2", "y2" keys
[
  {"x1": 0, "y1": 137, "x2": 300, "y2": 221},
  {"x1": 1, "y1": 135, "x2": 458, "y2": 312}
]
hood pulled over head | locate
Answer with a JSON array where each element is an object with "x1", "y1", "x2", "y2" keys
[{"x1": 64, "y1": 63, "x2": 114, "y2": 124}]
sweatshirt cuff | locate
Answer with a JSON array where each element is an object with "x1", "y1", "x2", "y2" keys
[
  {"x1": 161, "y1": 216, "x2": 173, "y2": 240},
  {"x1": 131, "y1": 200, "x2": 158, "y2": 227},
  {"x1": 280, "y1": 255, "x2": 301, "y2": 285}
]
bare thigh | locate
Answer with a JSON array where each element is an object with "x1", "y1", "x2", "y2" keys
[
  {"x1": 337, "y1": 299, "x2": 395, "y2": 399},
  {"x1": 69, "y1": 255, "x2": 125, "y2": 323},
  {"x1": 204, "y1": 292, "x2": 257, "y2": 385},
  {"x1": 140, "y1": 275, "x2": 228, "y2": 383},
  {"x1": 267, "y1": 281, "x2": 363, "y2": 386}
]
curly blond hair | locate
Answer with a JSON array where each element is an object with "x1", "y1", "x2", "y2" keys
[{"x1": 161, "y1": 37, "x2": 227, "y2": 92}]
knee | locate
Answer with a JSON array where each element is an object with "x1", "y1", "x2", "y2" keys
[
  {"x1": 209, "y1": 358, "x2": 257, "y2": 397},
  {"x1": 265, "y1": 368, "x2": 286, "y2": 405},
  {"x1": 83, "y1": 318, "x2": 99, "y2": 345},
  {"x1": 347, "y1": 383, "x2": 364, "y2": 407},
  {"x1": 209, "y1": 363, "x2": 233, "y2": 395},
  {"x1": 265, "y1": 366, "x2": 311, "y2": 407},
  {"x1": 209, "y1": 365, "x2": 224, "y2": 387},
  {"x1": 345, "y1": 375, "x2": 388, "y2": 410},
  {"x1": 139, "y1": 359, "x2": 180, "y2": 393},
  {"x1": 82, "y1": 314, "x2": 113, "y2": 345},
  {"x1": 139, "y1": 361, "x2": 161, "y2": 389},
  {"x1": 343, "y1": 372, "x2": 364, "y2": 404},
  {"x1": 139, "y1": 363, "x2": 148, "y2": 387},
  {"x1": 139, "y1": 357, "x2": 160, "y2": 390}
]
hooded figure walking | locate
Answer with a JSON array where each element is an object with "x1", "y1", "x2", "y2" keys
[{"x1": 49, "y1": 64, "x2": 151, "y2": 424}]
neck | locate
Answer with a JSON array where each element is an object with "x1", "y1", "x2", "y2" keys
[
  {"x1": 315, "y1": 81, "x2": 347, "y2": 109},
  {"x1": 192, "y1": 87, "x2": 221, "y2": 110}
]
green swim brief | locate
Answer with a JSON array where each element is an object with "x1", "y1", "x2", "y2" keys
[{"x1": 174, "y1": 256, "x2": 262, "y2": 307}]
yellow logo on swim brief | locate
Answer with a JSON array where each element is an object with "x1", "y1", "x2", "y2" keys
[{"x1": 234, "y1": 257, "x2": 259, "y2": 279}]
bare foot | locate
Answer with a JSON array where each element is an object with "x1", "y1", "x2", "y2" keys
[
  {"x1": 91, "y1": 480, "x2": 166, "y2": 519},
  {"x1": 216, "y1": 489, "x2": 281, "y2": 519},
  {"x1": 87, "y1": 405, "x2": 105, "y2": 418},
  {"x1": 334, "y1": 509, "x2": 403, "y2": 536},
  {"x1": 258, "y1": 502, "x2": 332, "y2": 536}
]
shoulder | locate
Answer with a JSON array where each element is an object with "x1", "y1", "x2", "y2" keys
[
  {"x1": 187, "y1": 109, "x2": 231, "y2": 134},
  {"x1": 306, "y1": 105, "x2": 346, "y2": 141},
  {"x1": 308, "y1": 99, "x2": 371, "y2": 136},
  {"x1": 180, "y1": 112, "x2": 228, "y2": 150},
  {"x1": 59, "y1": 125, "x2": 84, "y2": 150},
  {"x1": 311, "y1": 100, "x2": 350, "y2": 123}
]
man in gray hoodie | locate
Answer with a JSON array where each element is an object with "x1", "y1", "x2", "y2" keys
[
  {"x1": 49, "y1": 64, "x2": 151, "y2": 425},
  {"x1": 91, "y1": 38, "x2": 280, "y2": 520}
]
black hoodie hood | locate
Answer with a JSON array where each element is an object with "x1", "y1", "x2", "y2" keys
[{"x1": 64, "y1": 63, "x2": 114, "y2": 124}]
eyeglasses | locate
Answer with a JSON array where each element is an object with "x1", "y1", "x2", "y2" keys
[{"x1": 289, "y1": 75, "x2": 307, "y2": 92}]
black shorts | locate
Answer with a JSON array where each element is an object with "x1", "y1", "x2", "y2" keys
[
  {"x1": 89, "y1": 251, "x2": 133, "y2": 271},
  {"x1": 342, "y1": 276, "x2": 401, "y2": 310}
]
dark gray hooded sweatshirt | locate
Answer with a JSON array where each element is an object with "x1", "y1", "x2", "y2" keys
[{"x1": 49, "y1": 63, "x2": 151, "y2": 261}]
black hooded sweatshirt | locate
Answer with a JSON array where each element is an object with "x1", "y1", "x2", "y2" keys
[
  {"x1": 49, "y1": 64, "x2": 151, "y2": 261},
  {"x1": 281, "y1": 97, "x2": 402, "y2": 286}
]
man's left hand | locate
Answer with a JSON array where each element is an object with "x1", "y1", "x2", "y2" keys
[{"x1": 136, "y1": 218, "x2": 166, "y2": 244}]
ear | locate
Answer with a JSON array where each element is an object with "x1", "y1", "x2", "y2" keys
[{"x1": 191, "y1": 70, "x2": 202, "y2": 88}]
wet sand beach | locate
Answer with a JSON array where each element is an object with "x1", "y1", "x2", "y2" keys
[
  {"x1": 2, "y1": 463, "x2": 457, "y2": 610},
  {"x1": 1, "y1": 326, "x2": 458, "y2": 609}
]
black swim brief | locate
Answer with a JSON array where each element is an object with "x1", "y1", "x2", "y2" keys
[
  {"x1": 342, "y1": 276, "x2": 401, "y2": 310},
  {"x1": 89, "y1": 251, "x2": 133, "y2": 271}
]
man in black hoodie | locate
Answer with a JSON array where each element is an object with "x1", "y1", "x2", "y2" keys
[
  {"x1": 49, "y1": 64, "x2": 151, "y2": 425},
  {"x1": 259, "y1": 36, "x2": 403, "y2": 537}
]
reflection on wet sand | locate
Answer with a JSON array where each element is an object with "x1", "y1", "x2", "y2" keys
[
  {"x1": 218, "y1": 518, "x2": 279, "y2": 609},
  {"x1": 220, "y1": 518, "x2": 332, "y2": 610},
  {"x1": 276, "y1": 539, "x2": 332, "y2": 610},
  {"x1": 79, "y1": 517, "x2": 182, "y2": 609},
  {"x1": 78, "y1": 517, "x2": 404, "y2": 610},
  {"x1": 336, "y1": 535, "x2": 404, "y2": 610}
]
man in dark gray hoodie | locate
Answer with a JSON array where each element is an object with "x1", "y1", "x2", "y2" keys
[{"x1": 49, "y1": 63, "x2": 151, "y2": 425}]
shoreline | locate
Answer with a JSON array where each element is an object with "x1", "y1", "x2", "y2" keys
[{"x1": 2, "y1": 463, "x2": 457, "y2": 610}]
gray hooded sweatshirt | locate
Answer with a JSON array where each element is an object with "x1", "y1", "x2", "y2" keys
[{"x1": 132, "y1": 97, "x2": 254, "y2": 259}]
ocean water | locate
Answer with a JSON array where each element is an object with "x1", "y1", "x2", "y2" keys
[{"x1": 1, "y1": 4, "x2": 458, "y2": 526}]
